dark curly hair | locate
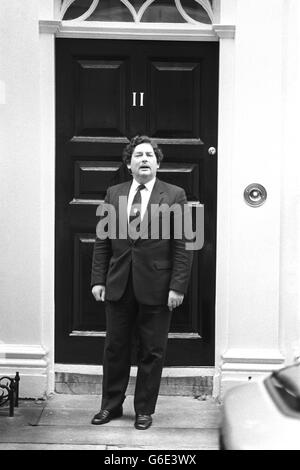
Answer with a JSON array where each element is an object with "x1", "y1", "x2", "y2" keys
[{"x1": 122, "y1": 135, "x2": 164, "y2": 166}]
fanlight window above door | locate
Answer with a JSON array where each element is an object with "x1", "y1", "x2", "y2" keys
[{"x1": 60, "y1": 0, "x2": 214, "y2": 25}]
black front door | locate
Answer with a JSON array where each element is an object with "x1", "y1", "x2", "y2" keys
[{"x1": 55, "y1": 38, "x2": 219, "y2": 365}]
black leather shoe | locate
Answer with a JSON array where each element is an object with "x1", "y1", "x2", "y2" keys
[
  {"x1": 91, "y1": 407, "x2": 123, "y2": 425},
  {"x1": 134, "y1": 414, "x2": 152, "y2": 430}
]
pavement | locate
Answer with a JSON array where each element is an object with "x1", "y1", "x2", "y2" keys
[{"x1": 0, "y1": 394, "x2": 221, "y2": 450}]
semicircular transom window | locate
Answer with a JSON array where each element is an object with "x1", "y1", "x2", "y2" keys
[{"x1": 61, "y1": 0, "x2": 214, "y2": 25}]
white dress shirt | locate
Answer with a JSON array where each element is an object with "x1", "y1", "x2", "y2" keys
[{"x1": 127, "y1": 177, "x2": 156, "y2": 222}]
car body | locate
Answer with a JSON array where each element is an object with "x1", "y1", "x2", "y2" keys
[{"x1": 220, "y1": 362, "x2": 300, "y2": 450}]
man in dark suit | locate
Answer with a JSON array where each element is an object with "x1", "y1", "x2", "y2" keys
[{"x1": 91, "y1": 135, "x2": 193, "y2": 430}]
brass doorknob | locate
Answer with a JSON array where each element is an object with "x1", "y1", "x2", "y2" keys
[{"x1": 208, "y1": 147, "x2": 216, "y2": 155}]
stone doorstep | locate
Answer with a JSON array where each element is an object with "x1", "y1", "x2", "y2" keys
[
  {"x1": 0, "y1": 395, "x2": 220, "y2": 450},
  {"x1": 55, "y1": 368, "x2": 214, "y2": 397}
]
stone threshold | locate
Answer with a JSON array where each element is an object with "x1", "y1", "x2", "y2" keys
[{"x1": 55, "y1": 365, "x2": 215, "y2": 397}]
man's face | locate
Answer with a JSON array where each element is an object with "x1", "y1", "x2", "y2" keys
[{"x1": 127, "y1": 142, "x2": 159, "y2": 183}]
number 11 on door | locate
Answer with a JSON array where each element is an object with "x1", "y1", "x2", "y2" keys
[{"x1": 132, "y1": 92, "x2": 144, "y2": 107}]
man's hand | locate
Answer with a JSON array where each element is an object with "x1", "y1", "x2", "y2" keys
[
  {"x1": 92, "y1": 285, "x2": 106, "y2": 302},
  {"x1": 168, "y1": 290, "x2": 184, "y2": 311}
]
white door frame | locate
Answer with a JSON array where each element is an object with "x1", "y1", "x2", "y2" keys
[{"x1": 39, "y1": 4, "x2": 271, "y2": 398}]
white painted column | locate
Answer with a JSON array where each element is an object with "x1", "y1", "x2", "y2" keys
[
  {"x1": 215, "y1": 0, "x2": 286, "y2": 396},
  {"x1": 213, "y1": 2, "x2": 237, "y2": 396},
  {"x1": 0, "y1": 0, "x2": 51, "y2": 397},
  {"x1": 279, "y1": 0, "x2": 300, "y2": 364},
  {"x1": 39, "y1": 0, "x2": 57, "y2": 396}
]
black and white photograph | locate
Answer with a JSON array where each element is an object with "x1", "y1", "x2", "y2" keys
[{"x1": 0, "y1": 0, "x2": 300, "y2": 453}]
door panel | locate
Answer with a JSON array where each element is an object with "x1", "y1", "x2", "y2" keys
[
  {"x1": 149, "y1": 60, "x2": 201, "y2": 138},
  {"x1": 74, "y1": 161, "x2": 123, "y2": 199},
  {"x1": 74, "y1": 59, "x2": 128, "y2": 137},
  {"x1": 55, "y1": 38, "x2": 218, "y2": 366}
]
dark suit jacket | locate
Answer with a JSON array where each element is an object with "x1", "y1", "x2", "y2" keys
[{"x1": 91, "y1": 178, "x2": 193, "y2": 305}]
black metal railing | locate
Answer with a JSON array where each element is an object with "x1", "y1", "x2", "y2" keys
[{"x1": 0, "y1": 372, "x2": 20, "y2": 416}]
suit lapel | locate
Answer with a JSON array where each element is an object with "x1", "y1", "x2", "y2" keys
[
  {"x1": 138, "y1": 179, "x2": 165, "y2": 240},
  {"x1": 115, "y1": 181, "x2": 131, "y2": 240},
  {"x1": 146, "y1": 178, "x2": 165, "y2": 219}
]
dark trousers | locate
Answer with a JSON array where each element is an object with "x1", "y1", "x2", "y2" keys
[{"x1": 101, "y1": 272, "x2": 172, "y2": 415}]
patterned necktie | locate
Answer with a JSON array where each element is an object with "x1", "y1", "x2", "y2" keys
[{"x1": 129, "y1": 184, "x2": 145, "y2": 224}]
